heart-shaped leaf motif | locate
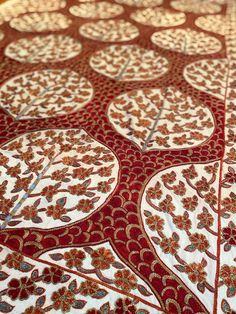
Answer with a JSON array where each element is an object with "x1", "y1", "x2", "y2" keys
[
  {"x1": 195, "y1": 15, "x2": 226, "y2": 35},
  {"x1": 5, "y1": 35, "x2": 82, "y2": 63},
  {"x1": 108, "y1": 87, "x2": 215, "y2": 151},
  {"x1": 141, "y1": 162, "x2": 220, "y2": 313},
  {"x1": 151, "y1": 28, "x2": 222, "y2": 55},
  {"x1": 79, "y1": 19, "x2": 139, "y2": 42},
  {"x1": 90, "y1": 45, "x2": 168, "y2": 81},
  {"x1": 0, "y1": 129, "x2": 118, "y2": 229},
  {"x1": 0, "y1": 69, "x2": 93, "y2": 120},
  {"x1": 69, "y1": 2, "x2": 124, "y2": 19},
  {"x1": 130, "y1": 8, "x2": 186, "y2": 27},
  {"x1": 184, "y1": 59, "x2": 236, "y2": 101},
  {"x1": 9, "y1": 12, "x2": 72, "y2": 32}
]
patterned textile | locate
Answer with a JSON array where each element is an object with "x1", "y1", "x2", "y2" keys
[{"x1": 0, "y1": 0, "x2": 235, "y2": 313}]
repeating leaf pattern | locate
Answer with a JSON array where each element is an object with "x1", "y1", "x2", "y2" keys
[
  {"x1": 90, "y1": 45, "x2": 169, "y2": 81},
  {"x1": 0, "y1": 129, "x2": 118, "y2": 229},
  {"x1": 130, "y1": 7, "x2": 186, "y2": 27},
  {"x1": 0, "y1": 245, "x2": 157, "y2": 313},
  {"x1": 79, "y1": 19, "x2": 139, "y2": 42},
  {"x1": 5, "y1": 35, "x2": 82, "y2": 63},
  {"x1": 9, "y1": 12, "x2": 72, "y2": 32},
  {"x1": 40, "y1": 242, "x2": 157, "y2": 304},
  {"x1": 0, "y1": 0, "x2": 235, "y2": 313},
  {"x1": 141, "y1": 162, "x2": 220, "y2": 313},
  {"x1": 69, "y1": 2, "x2": 124, "y2": 19},
  {"x1": 184, "y1": 59, "x2": 236, "y2": 100},
  {"x1": 0, "y1": 69, "x2": 93, "y2": 120},
  {"x1": 108, "y1": 87, "x2": 215, "y2": 150},
  {"x1": 151, "y1": 29, "x2": 222, "y2": 55},
  {"x1": 195, "y1": 15, "x2": 226, "y2": 36}
]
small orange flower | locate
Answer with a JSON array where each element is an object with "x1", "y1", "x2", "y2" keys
[
  {"x1": 72, "y1": 168, "x2": 93, "y2": 180},
  {"x1": 98, "y1": 167, "x2": 112, "y2": 177},
  {"x1": 62, "y1": 156, "x2": 77, "y2": 166},
  {"x1": 64, "y1": 249, "x2": 85, "y2": 268},
  {"x1": 97, "y1": 181, "x2": 111, "y2": 193},
  {"x1": 157, "y1": 124, "x2": 169, "y2": 135},
  {"x1": 6, "y1": 252, "x2": 23, "y2": 269},
  {"x1": 160, "y1": 236, "x2": 179, "y2": 255},
  {"x1": 195, "y1": 178, "x2": 210, "y2": 192},
  {"x1": 137, "y1": 119, "x2": 151, "y2": 128},
  {"x1": 77, "y1": 145, "x2": 92, "y2": 154},
  {"x1": 0, "y1": 154, "x2": 9, "y2": 165},
  {"x1": 222, "y1": 196, "x2": 236, "y2": 213},
  {"x1": 41, "y1": 185, "x2": 59, "y2": 198},
  {"x1": 182, "y1": 165, "x2": 198, "y2": 179},
  {"x1": 7, "y1": 165, "x2": 21, "y2": 177},
  {"x1": 46, "y1": 205, "x2": 67, "y2": 219},
  {"x1": 79, "y1": 280, "x2": 99, "y2": 296},
  {"x1": 60, "y1": 144, "x2": 73, "y2": 152},
  {"x1": 114, "y1": 269, "x2": 137, "y2": 292},
  {"x1": 146, "y1": 215, "x2": 164, "y2": 231},
  {"x1": 111, "y1": 112, "x2": 124, "y2": 119},
  {"x1": 197, "y1": 209, "x2": 214, "y2": 227},
  {"x1": 161, "y1": 171, "x2": 176, "y2": 184},
  {"x1": 51, "y1": 169, "x2": 67, "y2": 181},
  {"x1": 133, "y1": 130, "x2": 146, "y2": 140},
  {"x1": 172, "y1": 181, "x2": 186, "y2": 196},
  {"x1": 155, "y1": 136, "x2": 169, "y2": 147},
  {"x1": 147, "y1": 185, "x2": 162, "y2": 199},
  {"x1": 130, "y1": 109, "x2": 141, "y2": 117},
  {"x1": 204, "y1": 192, "x2": 217, "y2": 206},
  {"x1": 159, "y1": 195, "x2": 175, "y2": 213},
  {"x1": 185, "y1": 261, "x2": 207, "y2": 284},
  {"x1": 68, "y1": 184, "x2": 87, "y2": 195},
  {"x1": 182, "y1": 196, "x2": 198, "y2": 211},
  {"x1": 20, "y1": 150, "x2": 34, "y2": 162},
  {"x1": 220, "y1": 265, "x2": 236, "y2": 289},
  {"x1": 81, "y1": 155, "x2": 97, "y2": 165},
  {"x1": 190, "y1": 132, "x2": 205, "y2": 141},
  {"x1": 91, "y1": 247, "x2": 115, "y2": 270},
  {"x1": 52, "y1": 287, "x2": 75, "y2": 312},
  {"x1": 173, "y1": 135, "x2": 188, "y2": 145},
  {"x1": 21, "y1": 206, "x2": 38, "y2": 220},
  {"x1": 102, "y1": 154, "x2": 114, "y2": 162},
  {"x1": 7, "y1": 140, "x2": 22, "y2": 150},
  {"x1": 0, "y1": 198, "x2": 14, "y2": 214},
  {"x1": 227, "y1": 148, "x2": 236, "y2": 161},
  {"x1": 14, "y1": 177, "x2": 31, "y2": 191},
  {"x1": 173, "y1": 215, "x2": 191, "y2": 230},
  {"x1": 77, "y1": 199, "x2": 94, "y2": 213},
  {"x1": 189, "y1": 233, "x2": 209, "y2": 252},
  {"x1": 28, "y1": 161, "x2": 43, "y2": 173}
]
